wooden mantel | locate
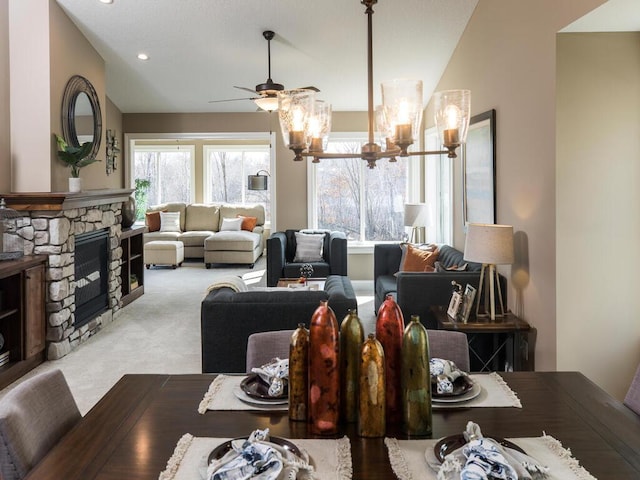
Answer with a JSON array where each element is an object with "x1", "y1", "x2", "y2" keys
[{"x1": 0, "y1": 189, "x2": 135, "y2": 211}]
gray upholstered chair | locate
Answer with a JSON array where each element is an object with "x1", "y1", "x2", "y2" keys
[
  {"x1": 427, "y1": 329, "x2": 470, "y2": 372},
  {"x1": 246, "y1": 330, "x2": 294, "y2": 373},
  {"x1": 0, "y1": 369, "x2": 81, "y2": 480},
  {"x1": 624, "y1": 363, "x2": 640, "y2": 415}
]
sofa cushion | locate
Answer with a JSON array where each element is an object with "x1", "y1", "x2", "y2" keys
[
  {"x1": 237, "y1": 215, "x2": 257, "y2": 231},
  {"x1": 205, "y1": 231, "x2": 260, "y2": 251},
  {"x1": 399, "y1": 244, "x2": 439, "y2": 272},
  {"x1": 220, "y1": 217, "x2": 243, "y2": 231},
  {"x1": 147, "y1": 202, "x2": 187, "y2": 231},
  {"x1": 219, "y1": 205, "x2": 265, "y2": 229},
  {"x1": 185, "y1": 204, "x2": 220, "y2": 232},
  {"x1": 178, "y1": 231, "x2": 215, "y2": 247},
  {"x1": 293, "y1": 232, "x2": 325, "y2": 262},
  {"x1": 144, "y1": 231, "x2": 181, "y2": 243},
  {"x1": 160, "y1": 212, "x2": 181, "y2": 232}
]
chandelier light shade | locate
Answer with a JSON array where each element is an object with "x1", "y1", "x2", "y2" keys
[
  {"x1": 308, "y1": 100, "x2": 332, "y2": 155},
  {"x1": 247, "y1": 170, "x2": 270, "y2": 191},
  {"x1": 464, "y1": 223, "x2": 514, "y2": 320},
  {"x1": 434, "y1": 89, "x2": 471, "y2": 151},
  {"x1": 276, "y1": 0, "x2": 471, "y2": 168}
]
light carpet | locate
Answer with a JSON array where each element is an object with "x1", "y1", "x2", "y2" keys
[{"x1": 0, "y1": 258, "x2": 375, "y2": 414}]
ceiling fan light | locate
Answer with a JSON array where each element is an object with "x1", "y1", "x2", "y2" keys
[{"x1": 254, "y1": 96, "x2": 279, "y2": 112}]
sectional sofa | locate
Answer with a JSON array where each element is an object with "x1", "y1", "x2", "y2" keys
[{"x1": 144, "y1": 202, "x2": 265, "y2": 267}]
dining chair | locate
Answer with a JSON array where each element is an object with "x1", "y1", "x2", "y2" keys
[
  {"x1": 0, "y1": 369, "x2": 81, "y2": 480},
  {"x1": 246, "y1": 330, "x2": 294, "y2": 373},
  {"x1": 427, "y1": 329, "x2": 471, "y2": 372},
  {"x1": 624, "y1": 362, "x2": 640, "y2": 415}
]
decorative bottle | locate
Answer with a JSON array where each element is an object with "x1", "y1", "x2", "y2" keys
[
  {"x1": 401, "y1": 315, "x2": 432, "y2": 436},
  {"x1": 358, "y1": 333, "x2": 385, "y2": 437},
  {"x1": 308, "y1": 300, "x2": 340, "y2": 434},
  {"x1": 376, "y1": 294, "x2": 404, "y2": 424},
  {"x1": 340, "y1": 309, "x2": 364, "y2": 423},
  {"x1": 289, "y1": 323, "x2": 309, "y2": 421}
]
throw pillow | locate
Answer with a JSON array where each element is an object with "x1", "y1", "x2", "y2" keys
[
  {"x1": 434, "y1": 261, "x2": 468, "y2": 273},
  {"x1": 159, "y1": 211, "x2": 181, "y2": 233},
  {"x1": 220, "y1": 217, "x2": 243, "y2": 231},
  {"x1": 237, "y1": 215, "x2": 258, "y2": 232},
  {"x1": 399, "y1": 243, "x2": 439, "y2": 272},
  {"x1": 145, "y1": 211, "x2": 164, "y2": 232},
  {"x1": 293, "y1": 232, "x2": 325, "y2": 262}
]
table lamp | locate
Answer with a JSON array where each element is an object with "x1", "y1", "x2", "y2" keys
[
  {"x1": 403, "y1": 203, "x2": 429, "y2": 244},
  {"x1": 463, "y1": 223, "x2": 514, "y2": 320}
]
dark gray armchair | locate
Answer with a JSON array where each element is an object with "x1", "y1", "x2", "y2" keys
[{"x1": 267, "y1": 229, "x2": 348, "y2": 287}]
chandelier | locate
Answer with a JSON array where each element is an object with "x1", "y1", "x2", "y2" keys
[{"x1": 276, "y1": 0, "x2": 471, "y2": 169}]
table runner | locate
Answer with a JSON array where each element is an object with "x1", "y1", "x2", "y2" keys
[
  {"x1": 384, "y1": 435, "x2": 596, "y2": 480},
  {"x1": 433, "y1": 372, "x2": 522, "y2": 409},
  {"x1": 198, "y1": 374, "x2": 287, "y2": 413},
  {"x1": 158, "y1": 434, "x2": 352, "y2": 480}
]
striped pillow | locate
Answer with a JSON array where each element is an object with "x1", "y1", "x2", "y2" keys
[{"x1": 293, "y1": 232, "x2": 324, "y2": 262}]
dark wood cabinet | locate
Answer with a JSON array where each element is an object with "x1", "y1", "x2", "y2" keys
[
  {"x1": 0, "y1": 255, "x2": 47, "y2": 389},
  {"x1": 120, "y1": 226, "x2": 145, "y2": 307}
]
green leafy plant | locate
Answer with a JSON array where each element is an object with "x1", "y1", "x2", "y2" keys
[
  {"x1": 55, "y1": 134, "x2": 99, "y2": 178},
  {"x1": 134, "y1": 178, "x2": 151, "y2": 221}
]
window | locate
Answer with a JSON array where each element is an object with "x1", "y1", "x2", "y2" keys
[
  {"x1": 133, "y1": 145, "x2": 195, "y2": 207},
  {"x1": 203, "y1": 144, "x2": 271, "y2": 222},
  {"x1": 425, "y1": 127, "x2": 453, "y2": 245},
  {"x1": 309, "y1": 134, "x2": 409, "y2": 242}
]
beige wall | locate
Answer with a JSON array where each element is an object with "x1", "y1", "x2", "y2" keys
[
  {"x1": 557, "y1": 32, "x2": 640, "y2": 400},
  {"x1": 105, "y1": 96, "x2": 124, "y2": 189},
  {"x1": 0, "y1": 0, "x2": 9, "y2": 192},
  {"x1": 427, "y1": 0, "x2": 605, "y2": 372}
]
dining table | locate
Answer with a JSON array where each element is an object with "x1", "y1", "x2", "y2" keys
[{"x1": 25, "y1": 372, "x2": 640, "y2": 479}]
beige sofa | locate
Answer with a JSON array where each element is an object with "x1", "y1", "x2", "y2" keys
[{"x1": 144, "y1": 202, "x2": 265, "y2": 267}]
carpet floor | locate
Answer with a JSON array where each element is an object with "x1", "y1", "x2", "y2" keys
[{"x1": 0, "y1": 257, "x2": 375, "y2": 414}]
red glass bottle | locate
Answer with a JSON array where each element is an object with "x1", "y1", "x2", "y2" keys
[
  {"x1": 376, "y1": 294, "x2": 404, "y2": 424},
  {"x1": 308, "y1": 300, "x2": 340, "y2": 434}
]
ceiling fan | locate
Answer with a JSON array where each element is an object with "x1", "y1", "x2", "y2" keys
[{"x1": 209, "y1": 30, "x2": 319, "y2": 112}]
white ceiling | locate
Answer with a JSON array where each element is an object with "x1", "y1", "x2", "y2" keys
[
  {"x1": 55, "y1": 0, "x2": 479, "y2": 114},
  {"x1": 55, "y1": 0, "x2": 639, "y2": 115}
]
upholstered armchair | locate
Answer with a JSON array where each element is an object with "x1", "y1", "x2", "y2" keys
[{"x1": 266, "y1": 229, "x2": 348, "y2": 287}]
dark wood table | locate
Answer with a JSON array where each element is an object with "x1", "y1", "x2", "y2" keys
[
  {"x1": 26, "y1": 373, "x2": 640, "y2": 479},
  {"x1": 432, "y1": 306, "x2": 531, "y2": 371}
]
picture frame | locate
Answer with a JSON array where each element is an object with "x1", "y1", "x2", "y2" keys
[
  {"x1": 458, "y1": 284, "x2": 477, "y2": 324},
  {"x1": 463, "y1": 109, "x2": 496, "y2": 226},
  {"x1": 447, "y1": 291, "x2": 463, "y2": 319}
]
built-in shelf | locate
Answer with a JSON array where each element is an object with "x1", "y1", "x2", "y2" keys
[
  {"x1": 0, "y1": 308, "x2": 19, "y2": 321},
  {"x1": 120, "y1": 226, "x2": 146, "y2": 307}
]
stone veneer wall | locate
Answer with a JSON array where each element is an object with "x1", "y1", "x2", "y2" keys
[{"x1": 6, "y1": 202, "x2": 124, "y2": 360}]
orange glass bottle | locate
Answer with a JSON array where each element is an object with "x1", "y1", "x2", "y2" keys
[
  {"x1": 376, "y1": 294, "x2": 404, "y2": 424},
  {"x1": 308, "y1": 300, "x2": 340, "y2": 434}
]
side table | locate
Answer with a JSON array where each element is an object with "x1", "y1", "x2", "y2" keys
[{"x1": 430, "y1": 306, "x2": 531, "y2": 371}]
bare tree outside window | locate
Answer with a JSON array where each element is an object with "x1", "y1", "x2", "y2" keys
[{"x1": 133, "y1": 148, "x2": 193, "y2": 207}]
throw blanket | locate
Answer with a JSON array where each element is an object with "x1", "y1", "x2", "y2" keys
[{"x1": 205, "y1": 276, "x2": 248, "y2": 296}]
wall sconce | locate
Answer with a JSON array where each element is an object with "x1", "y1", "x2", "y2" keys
[
  {"x1": 106, "y1": 129, "x2": 121, "y2": 175},
  {"x1": 247, "y1": 170, "x2": 270, "y2": 191}
]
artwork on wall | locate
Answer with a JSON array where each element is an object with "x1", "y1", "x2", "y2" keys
[
  {"x1": 462, "y1": 109, "x2": 496, "y2": 226},
  {"x1": 106, "y1": 129, "x2": 121, "y2": 175}
]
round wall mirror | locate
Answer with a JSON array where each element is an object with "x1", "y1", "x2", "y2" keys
[{"x1": 61, "y1": 75, "x2": 102, "y2": 160}]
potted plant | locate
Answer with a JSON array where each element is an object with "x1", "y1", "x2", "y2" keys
[{"x1": 55, "y1": 134, "x2": 99, "y2": 192}]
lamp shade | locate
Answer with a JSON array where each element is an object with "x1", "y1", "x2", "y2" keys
[
  {"x1": 403, "y1": 203, "x2": 429, "y2": 227},
  {"x1": 463, "y1": 223, "x2": 514, "y2": 265},
  {"x1": 247, "y1": 171, "x2": 269, "y2": 190}
]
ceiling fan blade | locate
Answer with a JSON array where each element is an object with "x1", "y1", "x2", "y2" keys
[
  {"x1": 234, "y1": 86, "x2": 260, "y2": 95},
  {"x1": 208, "y1": 97, "x2": 257, "y2": 104},
  {"x1": 299, "y1": 86, "x2": 320, "y2": 92}
]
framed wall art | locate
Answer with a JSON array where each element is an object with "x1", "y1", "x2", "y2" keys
[{"x1": 463, "y1": 109, "x2": 496, "y2": 226}]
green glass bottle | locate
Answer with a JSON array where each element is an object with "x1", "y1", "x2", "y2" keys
[
  {"x1": 401, "y1": 315, "x2": 432, "y2": 436},
  {"x1": 340, "y1": 309, "x2": 364, "y2": 423}
]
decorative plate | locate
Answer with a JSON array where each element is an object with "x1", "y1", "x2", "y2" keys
[
  {"x1": 208, "y1": 436, "x2": 308, "y2": 466},
  {"x1": 240, "y1": 373, "x2": 287, "y2": 401},
  {"x1": 232, "y1": 387, "x2": 288, "y2": 407},
  {"x1": 432, "y1": 374, "x2": 475, "y2": 398},
  {"x1": 433, "y1": 434, "x2": 526, "y2": 463},
  {"x1": 432, "y1": 382, "x2": 482, "y2": 404}
]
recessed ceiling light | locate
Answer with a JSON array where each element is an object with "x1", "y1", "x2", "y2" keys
[
  {"x1": 137, "y1": 53, "x2": 149, "y2": 61},
  {"x1": 99, "y1": 0, "x2": 114, "y2": 4}
]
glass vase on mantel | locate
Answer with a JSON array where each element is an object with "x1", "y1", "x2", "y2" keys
[{"x1": 68, "y1": 177, "x2": 82, "y2": 193}]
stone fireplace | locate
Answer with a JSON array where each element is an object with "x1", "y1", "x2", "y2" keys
[{"x1": 2, "y1": 190, "x2": 133, "y2": 359}]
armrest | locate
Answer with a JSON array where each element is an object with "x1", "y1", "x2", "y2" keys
[
  {"x1": 328, "y1": 231, "x2": 348, "y2": 276},
  {"x1": 266, "y1": 232, "x2": 287, "y2": 287},
  {"x1": 374, "y1": 244, "x2": 403, "y2": 281}
]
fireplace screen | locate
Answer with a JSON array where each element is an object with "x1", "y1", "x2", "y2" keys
[{"x1": 74, "y1": 229, "x2": 109, "y2": 327}]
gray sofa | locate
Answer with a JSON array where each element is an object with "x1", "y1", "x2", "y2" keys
[
  {"x1": 144, "y1": 202, "x2": 265, "y2": 266},
  {"x1": 201, "y1": 275, "x2": 356, "y2": 373},
  {"x1": 374, "y1": 244, "x2": 506, "y2": 329}
]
